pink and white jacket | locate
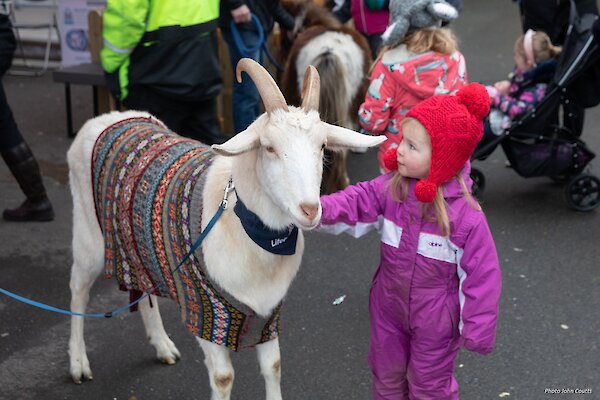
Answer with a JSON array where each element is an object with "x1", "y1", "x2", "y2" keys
[
  {"x1": 358, "y1": 46, "x2": 468, "y2": 171},
  {"x1": 319, "y1": 169, "x2": 501, "y2": 354}
]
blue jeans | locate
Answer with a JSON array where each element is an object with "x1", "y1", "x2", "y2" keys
[{"x1": 221, "y1": 28, "x2": 263, "y2": 134}]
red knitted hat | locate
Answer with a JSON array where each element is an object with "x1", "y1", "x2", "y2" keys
[{"x1": 390, "y1": 83, "x2": 490, "y2": 202}]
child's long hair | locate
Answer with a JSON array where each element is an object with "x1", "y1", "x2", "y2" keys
[
  {"x1": 388, "y1": 171, "x2": 480, "y2": 237},
  {"x1": 372, "y1": 28, "x2": 459, "y2": 71},
  {"x1": 515, "y1": 31, "x2": 562, "y2": 65}
]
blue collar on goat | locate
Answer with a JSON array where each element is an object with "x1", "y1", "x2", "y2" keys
[{"x1": 234, "y1": 195, "x2": 299, "y2": 255}]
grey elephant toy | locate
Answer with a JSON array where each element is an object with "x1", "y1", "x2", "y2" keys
[{"x1": 382, "y1": 0, "x2": 459, "y2": 47}]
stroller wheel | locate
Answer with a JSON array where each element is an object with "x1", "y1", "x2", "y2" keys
[
  {"x1": 470, "y1": 168, "x2": 486, "y2": 198},
  {"x1": 564, "y1": 174, "x2": 600, "y2": 211}
]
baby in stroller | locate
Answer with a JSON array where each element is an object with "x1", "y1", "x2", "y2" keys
[
  {"x1": 482, "y1": 30, "x2": 562, "y2": 146},
  {"x1": 470, "y1": 1, "x2": 600, "y2": 211}
]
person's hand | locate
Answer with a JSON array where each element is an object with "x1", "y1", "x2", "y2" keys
[
  {"x1": 231, "y1": 5, "x2": 252, "y2": 24},
  {"x1": 485, "y1": 85, "x2": 498, "y2": 98},
  {"x1": 494, "y1": 80, "x2": 510, "y2": 96}
]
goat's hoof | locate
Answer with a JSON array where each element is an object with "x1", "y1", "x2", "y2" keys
[
  {"x1": 70, "y1": 370, "x2": 93, "y2": 384},
  {"x1": 154, "y1": 336, "x2": 181, "y2": 365},
  {"x1": 70, "y1": 358, "x2": 93, "y2": 384},
  {"x1": 160, "y1": 356, "x2": 177, "y2": 365}
]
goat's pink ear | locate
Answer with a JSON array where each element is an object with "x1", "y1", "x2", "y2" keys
[
  {"x1": 212, "y1": 127, "x2": 260, "y2": 156},
  {"x1": 324, "y1": 123, "x2": 386, "y2": 151}
]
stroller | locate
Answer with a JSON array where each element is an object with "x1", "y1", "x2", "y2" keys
[{"x1": 471, "y1": 0, "x2": 600, "y2": 211}]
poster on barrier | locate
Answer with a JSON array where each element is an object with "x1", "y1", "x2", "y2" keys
[{"x1": 56, "y1": 0, "x2": 105, "y2": 67}]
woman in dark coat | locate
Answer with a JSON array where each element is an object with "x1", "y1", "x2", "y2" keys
[
  {"x1": 0, "y1": 12, "x2": 53, "y2": 221},
  {"x1": 518, "y1": 0, "x2": 598, "y2": 44}
]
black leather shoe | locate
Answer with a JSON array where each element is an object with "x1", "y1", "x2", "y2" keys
[
  {"x1": 3, "y1": 197, "x2": 54, "y2": 221},
  {"x1": 1, "y1": 142, "x2": 55, "y2": 222}
]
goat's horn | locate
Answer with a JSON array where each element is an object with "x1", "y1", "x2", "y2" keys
[
  {"x1": 301, "y1": 65, "x2": 320, "y2": 112},
  {"x1": 236, "y1": 58, "x2": 289, "y2": 113}
]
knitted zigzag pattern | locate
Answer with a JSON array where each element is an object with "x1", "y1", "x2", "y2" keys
[{"x1": 91, "y1": 117, "x2": 280, "y2": 351}]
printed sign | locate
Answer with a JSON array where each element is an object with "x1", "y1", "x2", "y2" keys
[{"x1": 56, "y1": 0, "x2": 105, "y2": 66}]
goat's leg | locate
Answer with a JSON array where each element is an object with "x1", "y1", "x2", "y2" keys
[
  {"x1": 257, "y1": 338, "x2": 283, "y2": 400},
  {"x1": 68, "y1": 195, "x2": 105, "y2": 383},
  {"x1": 69, "y1": 263, "x2": 101, "y2": 384},
  {"x1": 138, "y1": 295, "x2": 181, "y2": 364},
  {"x1": 199, "y1": 338, "x2": 235, "y2": 400}
]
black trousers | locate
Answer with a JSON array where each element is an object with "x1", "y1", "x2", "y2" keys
[
  {"x1": 0, "y1": 15, "x2": 22, "y2": 150},
  {"x1": 0, "y1": 79, "x2": 24, "y2": 150},
  {"x1": 124, "y1": 86, "x2": 226, "y2": 145}
]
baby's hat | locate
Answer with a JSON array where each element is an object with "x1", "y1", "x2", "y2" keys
[
  {"x1": 385, "y1": 83, "x2": 490, "y2": 203},
  {"x1": 382, "y1": 0, "x2": 459, "y2": 47}
]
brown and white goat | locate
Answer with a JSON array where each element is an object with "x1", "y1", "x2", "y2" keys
[
  {"x1": 281, "y1": 0, "x2": 372, "y2": 194},
  {"x1": 66, "y1": 59, "x2": 384, "y2": 400}
]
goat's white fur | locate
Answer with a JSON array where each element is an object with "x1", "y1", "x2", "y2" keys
[{"x1": 67, "y1": 101, "x2": 384, "y2": 399}]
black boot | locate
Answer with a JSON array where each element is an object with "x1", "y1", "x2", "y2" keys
[{"x1": 1, "y1": 142, "x2": 54, "y2": 222}]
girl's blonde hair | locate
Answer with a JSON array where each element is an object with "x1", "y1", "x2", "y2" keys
[
  {"x1": 389, "y1": 171, "x2": 480, "y2": 237},
  {"x1": 515, "y1": 31, "x2": 562, "y2": 65},
  {"x1": 372, "y1": 28, "x2": 459, "y2": 73},
  {"x1": 402, "y1": 27, "x2": 458, "y2": 55}
]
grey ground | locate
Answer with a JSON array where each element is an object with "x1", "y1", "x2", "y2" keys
[{"x1": 1, "y1": 1, "x2": 599, "y2": 399}]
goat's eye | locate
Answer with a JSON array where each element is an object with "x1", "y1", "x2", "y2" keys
[{"x1": 265, "y1": 146, "x2": 276, "y2": 154}]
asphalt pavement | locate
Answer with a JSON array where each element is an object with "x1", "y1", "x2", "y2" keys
[{"x1": 1, "y1": 1, "x2": 599, "y2": 399}]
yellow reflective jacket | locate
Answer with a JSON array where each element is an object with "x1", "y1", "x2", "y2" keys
[{"x1": 101, "y1": 0, "x2": 220, "y2": 100}]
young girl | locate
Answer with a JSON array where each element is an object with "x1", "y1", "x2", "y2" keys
[
  {"x1": 483, "y1": 29, "x2": 562, "y2": 143},
  {"x1": 320, "y1": 83, "x2": 501, "y2": 399},
  {"x1": 358, "y1": 0, "x2": 467, "y2": 172}
]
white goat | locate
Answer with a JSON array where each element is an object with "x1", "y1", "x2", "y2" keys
[{"x1": 67, "y1": 58, "x2": 385, "y2": 400}]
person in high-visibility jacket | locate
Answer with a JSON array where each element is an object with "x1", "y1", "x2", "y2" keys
[{"x1": 101, "y1": 0, "x2": 225, "y2": 145}]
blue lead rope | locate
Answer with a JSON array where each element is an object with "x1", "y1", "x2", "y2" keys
[
  {"x1": 230, "y1": 13, "x2": 284, "y2": 72},
  {"x1": 0, "y1": 178, "x2": 235, "y2": 318}
]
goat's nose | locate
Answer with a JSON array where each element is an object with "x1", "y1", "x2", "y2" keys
[{"x1": 300, "y1": 202, "x2": 319, "y2": 221}]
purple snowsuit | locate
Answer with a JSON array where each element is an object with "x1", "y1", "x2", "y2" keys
[{"x1": 319, "y1": 169, "x2": 501, "y2": 399}]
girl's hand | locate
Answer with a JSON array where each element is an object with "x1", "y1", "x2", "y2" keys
[{"x1": 494, "y1": 80, "x2": 510, "y2": 95}]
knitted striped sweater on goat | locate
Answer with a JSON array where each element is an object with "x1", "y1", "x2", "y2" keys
[{"x1": 91, "y1": 117, "x2": 280, "y2": 351}]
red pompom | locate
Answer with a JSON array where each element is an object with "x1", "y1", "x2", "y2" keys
[
  {"x1": 383, "y1": 147, "x2": 398, "y2": 171},
  {"x1": 415, "y1": 180, "x2": 437, "y2": 203},
  {"x1": 456, "y1": 83, "x2": 490, "y2": 120}
]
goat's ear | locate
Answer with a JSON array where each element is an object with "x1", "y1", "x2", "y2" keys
[
  {"x1": 324, "y1": 123, "x2": 386, "y2": 151},
  {"x1": 211, "y1": 128, "x2": 260, "y2": 156}
]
